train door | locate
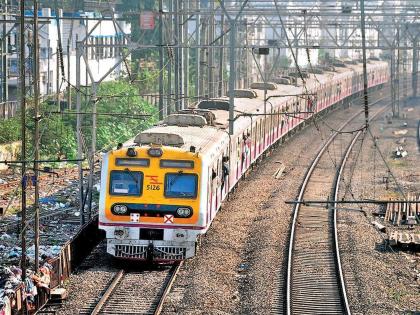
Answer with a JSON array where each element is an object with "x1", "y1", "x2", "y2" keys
[
  {"x1": 236, "y1": 137, "x2": 241, "y2": 180},
  {"x1": 253, "y1": 120, "x2": 258, "y2": 160}
]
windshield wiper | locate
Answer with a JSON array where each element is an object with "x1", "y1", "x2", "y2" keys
[
  {"x1": 169, "y1": 170, "x2": 183, "y2": 187},
  {"x1": 124, "y1": 168, "x2": 138, "y2": 184}
]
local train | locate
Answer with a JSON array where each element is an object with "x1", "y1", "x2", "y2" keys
[{"x1": 98, "y1": 60, "x2": 389, "y2": 262}]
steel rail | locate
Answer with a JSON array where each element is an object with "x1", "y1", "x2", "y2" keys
[
  {"x1": 91, "y1": 269, "x2": 125, "y2": 315},
  {"x1": 331, "y1": 104, "x2": 390, "y2": 315},
  {"x1": 154, "y1": 261, "x2": 183, "y2": 315},
  {"x1": 88, "y1": 262, "x2": 182, "y2": 315},
  {"x1": 285, "y1": 99, "x2": 387, "y2": 315}
]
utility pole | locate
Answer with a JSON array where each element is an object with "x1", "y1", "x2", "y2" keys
[
  {"x1": 33, "y1": 0, "x2": 40, "y2": 270},
  {"x1": 195, "y1": 0, "x2": 200, "y2": 101},
  {"x1": 1, "y1": 0, "x2": 8, "y2": 103},
  {"x1": 218, "y1": 12, "x2": 225, "y2": 97},
  {"x1": 208, "y1": 0, "x2": 215, "y2": 98},
  {"x1": 360, "y1": 0, "x2": 369, "y2": 128},
  {"x1": 67, "y1": 40, "x2": 71, "y2": 110},
  {"x1": 396, "y1": 26, "x2": 400, "y2": 117},
  {"x1": 174, "y1": 0, "x2": 180, "y2": 111},
  {"x1": 412, "y1": 38, "x2": 418, "y2": 98},
  {"x1": 183, "y1": 0, "x2": 189, "y2": 108},
  {"x1": 177, "y1": 0, "x2": 183, "y2": 110},
  {"x1": 47, "y1": 40, "x2": 50, "y2": 95},
  {"x1": 76, "y1": 38, "x2": 84, "y2": 225},
  {"x1": 87, "y1": 82, "x2": 97, "y2": 219},
  {"x1": 228, "y1": 19, "x2": 236, "y2": 135},
  {"x1": 67, "y1": 17, "x2": 74, "y2": 110},
  {"x1": 19, "y1": 0, "x2": 27, "y2": 283},
  {"x1": 166, "y1": 0, "x2": 172, "y2": 115},
  {"x1": 158, "y1": 0, "x2": 164, "y2": 120},
  {"x1": 56, "y1": 46, "x2": 60, "y2": 110},
  {"x1": 390, "y1": 48, "x2": 395, "y2": 115}
]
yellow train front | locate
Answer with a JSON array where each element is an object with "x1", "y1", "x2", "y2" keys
[{"x1": 98, "y1": 141, "x2": 204, "y2": 262}]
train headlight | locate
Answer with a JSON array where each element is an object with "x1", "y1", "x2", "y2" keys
[
  {"x1": 113, "y1": 204, "x2": 128, "y2": 215},
  {"x1": 176, "y1": 207, "x2": 192, "y2": 218}
]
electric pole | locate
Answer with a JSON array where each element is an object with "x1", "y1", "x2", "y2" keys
[
  {"x1": 33, "y1": 0, "x2": 40, "y2": 270},
  {"x1": 158, "y1": 0, "x2": 164, "y2": 120},
  {"x1": 19, "y1": 0, "x2": 27, "y2": 282},
  {"x1": 1, "y1": 0, "x2": 8, "y2": 103},
  {"x1": 360, "y1": 0, "x2": 369, "y2": 128}
]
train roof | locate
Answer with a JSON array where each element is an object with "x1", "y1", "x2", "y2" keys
[{"x1": 130, "y1": 60, "x2": 387, "y2": 158}]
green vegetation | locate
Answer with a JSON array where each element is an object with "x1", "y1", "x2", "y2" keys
[
  {"x1": 0, "y1": 80, "x2": 158, "y2": 162},
  {"x1": 88, "y1": 80, "x2": 158, "y2": 151},
  {"x1": 0, "y1": 116, "x2": 20, "y2": 144}
]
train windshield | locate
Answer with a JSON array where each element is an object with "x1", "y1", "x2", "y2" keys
[
  {"x1": 109, "y1": 170, "x2": 143, "y2": 196},
  {"x1": 164, "y1": 173, "x2": 198, "y2": 198}
]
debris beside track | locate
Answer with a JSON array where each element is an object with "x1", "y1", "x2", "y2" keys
[
  {"x1": 0, "y1": 165, "x2": 101, "y2": 314},
  {"x1": 339, "y1": 100, "x2": 420, "y2": 314},
  {"x1": 387, "y1": 231, "x2": 420, "y2": 248}
]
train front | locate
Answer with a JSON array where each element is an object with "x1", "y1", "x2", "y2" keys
[{"x1": 98, "y1": 143, "x2": 203, "y2": 262}]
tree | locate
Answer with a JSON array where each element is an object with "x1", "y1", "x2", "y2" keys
[{"x1": 81, "y1": 80, "x2": 158, "y2": 151}]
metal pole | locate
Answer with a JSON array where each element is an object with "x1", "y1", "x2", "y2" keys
[
  {"x1": 396, "y1": 26, "x2": 400, "y2": 117},
  {"x1": 19, "y1": 0, "x2": 27, "y2": 283},
  {"x1": 2, "y1": 0, "x2": 8, "y2": 103},
  {"x1": 218, "y1": 12, "x2": 225, "y2": 96},
  {"x1": 0, "y1": 38, "x2": 2, "y2": 104},
  {"x1": 87, "y1": 81, "x2": 97, "y2": 219},
  {"x1": 47, "y1": 39, "x2": 50, "y2": 95},
  {"x1": 391, "y1": 48, "x2": 395, "y2": 115},
  {"x1": 360, "y1": 0, "x2": 369, "y2": 128},
  {"x1": 412, "y1": 39, "x2": 418, "y2": 98},
  {"x1": 56, "y1": 45, "x2": 60, "y2": 110},
  {"x1": 76, "y1": 38, "x2": 84, "y2": 225},
  {"x1": 33, "y1": 0, "x2": 40, "y2": 270},
  {"x1": 158, "y1": 0, "x2": 164, "y2": 119},
  {"x1": 199, "y1": 17, "x2": 207, "y2": 98},
  {"x1": 183, "y1": 0, "x2": 189, "y2": 108},
  {"x1": 67, "y1": 39, "x2": 71, "y2": 109},
  {"x1": 177, "y1": 0, "x2": 183, "y2": 110},
  {"x1": 195, "y1": 0, "x2": 200, "y2": 100},
  {"x1": 228, "y1": 20, "x2": 236, "y2": 135},
  {"x1": 208, "y1": 0, "x2": 215, "y2": 98},
  {"x1": 174, "y1": 0, "x2": 180, "y2": 111},
  {"x1": 167, "y1": 0, "x2": 172, "y2": 115}
]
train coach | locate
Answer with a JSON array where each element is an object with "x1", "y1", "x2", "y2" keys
[{"x1": 98, "y1": 60, "x2": 389, "y2": 262}]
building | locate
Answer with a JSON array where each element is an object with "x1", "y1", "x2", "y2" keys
[{"x1": 5, "y1": 8, "x2": 130, "y2": 100}]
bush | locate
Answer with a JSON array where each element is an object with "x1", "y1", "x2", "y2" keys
[
  {"x1": 0, "y1": 117, "x2": 20, "y2": 144},
  {"x1": 80, "y1": 80, "x2": 158, "y2": 151}
]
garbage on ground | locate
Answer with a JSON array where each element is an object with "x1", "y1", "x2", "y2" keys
[
  {"x1": 0, "y1": 262, "x2": 52, "y2": 313},
  {"x1": 393, "y1": 146, "x2": 408, "y2": 158},
  {"x1": 394, "y1": 129, "x2": 408, "y2": 136},
  {"x1": 387, "y1": 231, "x2": 420, "y2": 249}
]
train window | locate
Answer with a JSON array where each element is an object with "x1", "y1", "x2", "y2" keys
[
  {"x1": 116, "y1": 158, "x2": 149, "y2": 167},
  {"x1": 160, "y1": 160, "x2": 194, "y2": 169},
  {"x1": 164, "y1": 173, "x2": 198, "y2": 198},
  {"x1": 109, "y1": 170, "x2": 143, "y2": 196}
]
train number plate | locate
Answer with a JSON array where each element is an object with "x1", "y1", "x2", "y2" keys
[{"x1": 146, "y1": 184, "x2": 160, "y2": 191}]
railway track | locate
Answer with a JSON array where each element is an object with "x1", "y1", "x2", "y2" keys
[
  {"x1": 285, "y1": 103, "x2": 388, "y2": 315},
  {"x1": 82, "y1": 262, "x2": 182, "y2": 315}
]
